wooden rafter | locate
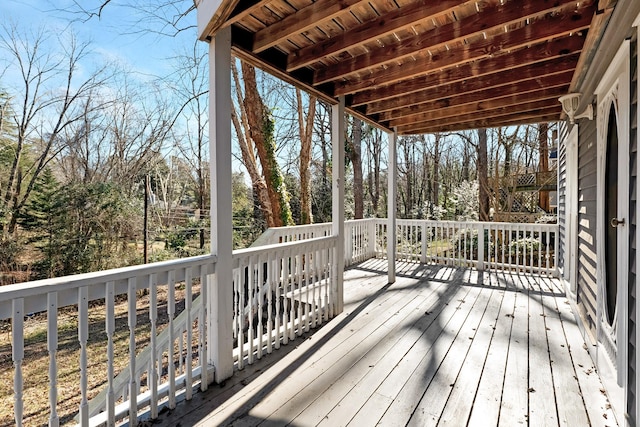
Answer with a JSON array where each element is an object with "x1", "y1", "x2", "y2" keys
[
  {"x1": 347, "y1": 36, "x2": 584, "y2": 103},
  {"x1": 315, "y1": 8, "x2": 593, "y2": 90},
  {"x1": 396, "y1": 104, "x2": 562, "y2": 134},
  {"x1": 400, "y1": 113, "x2": 562, "y2": 135},
  {"x1": 252, "y1": 0, "x2": 371, "y2": 53},
  {"x1": 377, "y1": 78, "x2": 570, "y2": 122},
  {"x1": 387, "y1": 95, "x2": 567, "y2": 128},
  {"x1": 313, "y1": 0, "x2": 594, "y2": 85},
  {"x1": 363, "y1": 53, "x2": 578, "y2": 114},
  {"x1": 367, "y1": 64, "x2": 575, "y2": 116},
  {"x1": 224, "y1": 0, "x2": 275, "y2": 28},
  {"x1": 286, "y1": 0, "x2": 465, "y2": 71}
]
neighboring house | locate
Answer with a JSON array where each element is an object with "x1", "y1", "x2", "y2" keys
[{"x1": 197, "y1": 0, "x2": 640, "y2": 424}]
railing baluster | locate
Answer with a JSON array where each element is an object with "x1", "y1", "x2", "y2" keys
[
  {"x1": 237, "y1": 259, "x2": 245, "y2": 368},
  {"x1": 304, "y1": 248, "x2": 311, "y2": 333},
  {"x1": 12, "y1": 298, "x2": 24, "y2": 427},
  {"x1": 199, "y1": 267, "x2": 208, "y2": 391},
  {"x1": 282, "y1": 250, "x2": 290, "y2": 346},
  {"x1": 105, "y1": 281, "x2": 116, "y2": 427},
  {"x1": 127, "y1": 278, "x2": 138, "y2": 425},
  {"x1": 275, "y1": 252, "x2": 282, "y2": 350},
  {"x1": 296, "y1": 252, "x2": 303, "y2": 337},
  {"x1": 257, "y1": 254, "x2": 265, "y2": 359},
  {"x1": 311, "y1": 246, "x2": 318, "y2": 329},
  {"x1": 267, "y1": 252, "x2": 274, "y2": 354},
  {"x1": 47, "y1": 293, "x2": 59, "y2": 427},
  {"x1": 78, "y1": 287, "x2": 89, "y2": 426},
  {"x1": 248, "y1": 255, "x2": 255, "y2": 364},
  {"x1": 529, "y1": 228, "x2": 535, "y2": 274},
  {"x1": 149, "y1": 274, "x2": 158, "y2": 419},
  {"x1": 168, "y1": 270, "x2": 176, "y2": 409},
  {"x1": 184, "y1": 267, "x2": 193, "y2": 400}
]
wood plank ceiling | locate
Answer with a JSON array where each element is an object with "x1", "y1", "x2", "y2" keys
[{"x1": 205, "y1": 0, "x2": 601, "y2": 134}]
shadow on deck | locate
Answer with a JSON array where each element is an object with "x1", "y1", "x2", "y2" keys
[{"x1": 153, "y1": 259, "x2": 616, "y2": 427}]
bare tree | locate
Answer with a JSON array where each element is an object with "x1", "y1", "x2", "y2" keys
[
  {"x1": 57, "y1": 0, "x2": 197, "y2": 37},
  {"x1": 1, "y1": 25, "x2": 110, "y2": 233},
  {"x1": 231, "y1": 60, "x2": 274, "y2": 226},
  {"x1": 297, "y1": 88, "x2": 316, "y2": 224},
  {"x1": 347, "y1": 117, "x2": 364, "y2": 219},
  {"x1": 239, "y1": 62, "x2": 292, "y2": 227},
  {"x1": 366, "y1": 128, "x2": 383, "y2": 216},
  {"x1": 477, "y1": 128, "x2": 490, "y2": 221},
  {"x1": 169, "y1": 41, "x2": 210, "y2": 246}
]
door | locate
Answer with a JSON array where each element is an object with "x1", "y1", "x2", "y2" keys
[{"x1": 594, "y1": 40, "x2": 630, "y2": 419}]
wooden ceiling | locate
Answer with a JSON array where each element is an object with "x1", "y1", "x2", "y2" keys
[{"x1": 204, "y1": 0, "x2": 603, "y2": 134}]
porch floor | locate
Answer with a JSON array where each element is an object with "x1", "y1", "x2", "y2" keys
[{"x1": 155, "y1": 259, "x2": 617, "y2": 426}]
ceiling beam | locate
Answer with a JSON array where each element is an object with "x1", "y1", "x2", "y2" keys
[
  {"x1": 313, "y1": 0, "x2": 594, "y2": 85},
  {"x1": 377, "y1": 80, "x2": 570, "y2": 122},
  {"x1": 396, "y1": 104, "x2": 562, "y2": 134},
  {"x1": 252, "y1": 0, "x2": 372, "y2": 53},
  {"x1": 223, "y1": 0, "x2": 274, "y2": 28},
  {"x1": 399, "y1": 113, "x2": 561, "y2": 135},
  {"x1": 316, "y1": 5, "x2": 593, "y2": 87},
  {"x1": 346, "y1": 36, "x2": 583, "y2": 103},
  {"x1": 387, "y1": 96, "x2": 564, "y2": 128},
  {"x1": 286, "y1": 0, "x2": 465, "y2": 71},
  {"x1": 363, "y1": 53, "x2": 578, "y2": 114}
]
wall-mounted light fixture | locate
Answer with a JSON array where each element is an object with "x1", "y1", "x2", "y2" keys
[{"x1": 558, "y1": 93, "x2": 594, "y2": 124}]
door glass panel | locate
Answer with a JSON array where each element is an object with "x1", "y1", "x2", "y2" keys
[{"x1": 604, "y1": 103, "x2": 618, "y2": 326}]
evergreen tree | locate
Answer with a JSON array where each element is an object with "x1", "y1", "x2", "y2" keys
[{"x1": 19, "y1": 169, "x2": 63, "y2": 277}]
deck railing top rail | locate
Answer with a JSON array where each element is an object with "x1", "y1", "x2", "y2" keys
[{"x1": 0, "y1": 253, "x2": 217, "y2": 320}]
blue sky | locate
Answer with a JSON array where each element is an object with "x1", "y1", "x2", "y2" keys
[{"x1": 0, "y1": 0, "x2": 197, "y2": 79}]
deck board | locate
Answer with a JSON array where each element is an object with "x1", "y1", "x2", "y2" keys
[{"x1": 154, "y1": 260, "x2": 618, "y2": 427}]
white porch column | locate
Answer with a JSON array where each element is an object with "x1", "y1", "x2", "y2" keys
[
  {"x1": 332, "y1": 96, "x2": 345, "y2": 314},
  {"x1": 208, "y1": 26, "x2": 234, "y2": 383},
  {"x1": 387, "y1": 129, "x2": 397, "y2": 284}
]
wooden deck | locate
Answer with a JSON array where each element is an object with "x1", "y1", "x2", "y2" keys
[{"x1": 155, "y1": 259, "x2": 617, "y2": 427}]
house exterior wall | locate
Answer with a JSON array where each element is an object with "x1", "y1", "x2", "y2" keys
[
  {"x1": 576, "y1": 118, "x2": 598, "y2": 341},
  {"x1": 628, "y1": 33, "x2": 638, "y2": 423},
  {"x1": 558, "y1": 125, "x2": 568, "y2": 275}
]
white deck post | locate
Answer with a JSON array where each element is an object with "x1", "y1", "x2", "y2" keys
[
  {"x1": 332, "y1": 96, "x2": 345, "y2": 314},
  {"x1": 387, "y1": 129, "x2": 397, "y2": 283},
  {"x1": 208, "y1": 26, "x2": 234, "y2": 383}
]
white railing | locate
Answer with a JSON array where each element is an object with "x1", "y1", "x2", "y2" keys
[
  {"x1": 1, "y1": 218, "x2": 558, "y2": 427},
  {"x1": 258, "y1": 218, "x2": 558, "y2": 277},
  {"x1": 232, "y1": 236, "x2": 337, "y2": 369},
  {"x1": 0, "y1": 254, "x2": 216, "y2": 427},
  {"x1": 373, "y1": 219, "x2": 559, "y2": 277},
  {"x1": 253, "y1": 219, "x2": 376, "y2": 267}
]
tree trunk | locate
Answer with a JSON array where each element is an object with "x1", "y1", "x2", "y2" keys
[
  {"x1": 367, "y1": 130, "x2": 382, "y2": 216},
  {"x1": 477, "y1": 128, "x2": 490, "y2": 221},
  {"x1": 241, "y1": 62, "x2": 292, "y2": 227},
  {"x1": 462, "y1": 142, "x2": 470, "y2": 181},
  {"x1": 538, "y1": 123, "x2": 550, "y2": 212},
  {"x1": 231, "y1": 62, "x2": 275, "y2": 227},
  {"x1": 297, "y1": 89, "x2": 316, "y2": 224},
  {"x1": 433, "y1": 133, "x2": 441, "y2": 207},
  {"x1": 349, "y1": 118, "x2": 364, "y2": 219}
]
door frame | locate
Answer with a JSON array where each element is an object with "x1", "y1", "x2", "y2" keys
[{"x1": 595, "y1": 39, "x2": 630, "y2": 419}]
